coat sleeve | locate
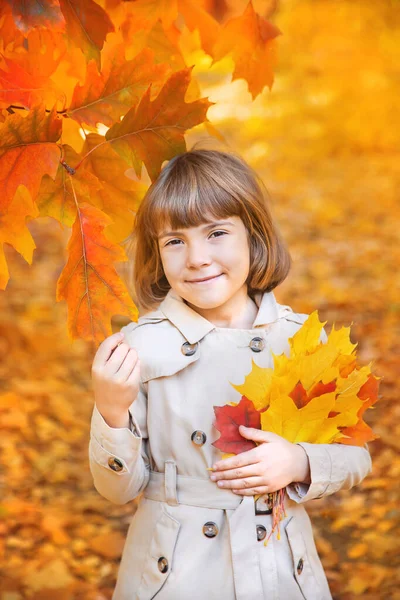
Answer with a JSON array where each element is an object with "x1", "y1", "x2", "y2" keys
[
  {"x1": 286, "y1": 441, "x2": 372, "y2": 503},
  {"x1": 88, "y1": 324, "x2": 150, "y2": 505}
]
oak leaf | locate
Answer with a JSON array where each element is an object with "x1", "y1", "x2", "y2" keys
[
  {"x1": 59, "y1": 0, "x2": 114, "y2": 68},
  {"x1": 0, "y1": 186, "x2": 38, "y2": 289},
  {"x1": 56, "y1": 202, "x2": 138, "y2": 343},
  {"x1": 0, "y1": 104, "x2": 61, "y2": 214},
  {"x1": 212, "y1": 1, "x2": 282, "y2": 99},
  {"x1": 36, "y1": 144, "x2": 102, "y2": 227},
  {"x1": 105, "y1": 67, "x2": 213, "y2": 181},
  {"x1": 80, "y1": 132, "x2": 147, "y2": 242},
  {"x1": 68, "y1": 48, "x2": 169, "y2": 127}
]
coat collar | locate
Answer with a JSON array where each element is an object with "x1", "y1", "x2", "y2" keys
[{"x1": 157, "y1": 288, "x2": 280, "y2": 345}]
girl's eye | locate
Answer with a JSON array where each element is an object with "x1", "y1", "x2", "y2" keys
[
  {"x1": 209, "y1": 230, "x2": 226, "y2": 238},
  {"x1": 165, "y1": 231, "x2": 226, "y2": 246}
]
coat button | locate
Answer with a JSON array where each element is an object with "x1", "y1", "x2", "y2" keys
[
  {"x1": 191, "y1": 430, "x2": 207, "y2": 445},
  {"x1": 158, "y1": 557, "x2": 169, "y2": 573},
  {"x1": 249, "y1": 337, "x2": 265, "y2": 352},
  {"x1": 181, "y1": 341, "x2": 198, "y2": 356},
  {"x1": 297, "y1": 558, "x2": 304, "y2": 575},
  {"x1": 108, "y1": 457, "x2": 124, "y2": 472},
  {"x1": 203, "y1": 522, "x2": 218, "y2": 538},
  {"x1": 256, "y1": 525, "x2": 267, "y2": 541}
]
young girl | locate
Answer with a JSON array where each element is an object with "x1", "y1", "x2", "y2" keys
[{"x1": 89, "y1": 149, "x2": 372, "y2": 600}]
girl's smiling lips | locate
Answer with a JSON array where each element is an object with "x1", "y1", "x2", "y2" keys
[{"x1": 186, "y1": 274, "x2": 223, "y2": 284}]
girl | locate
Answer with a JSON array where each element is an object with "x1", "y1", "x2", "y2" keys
[{"x1": 89, "y1": 149, "x2": 372, "y2": 600}]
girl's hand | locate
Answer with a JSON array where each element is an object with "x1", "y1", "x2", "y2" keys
[
  {"x1": 209, "y1": 426, "x2": 311, "y2": 495},
  {"x1": 91, "y1": 332, "x2": 141, "y2": 428}
]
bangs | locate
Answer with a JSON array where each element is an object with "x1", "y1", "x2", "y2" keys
[{"x1": 144, "y1": 164, "x2": 243, "y2": 240}]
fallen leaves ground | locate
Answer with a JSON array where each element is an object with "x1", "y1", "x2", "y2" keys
[{"x1": 1, "y1": 1, "x2": 399, "y2": 598}]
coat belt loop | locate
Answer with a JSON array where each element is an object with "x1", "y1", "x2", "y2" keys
[{"x1": 164, "y1": 460, "x2": 179, "y2": 506}]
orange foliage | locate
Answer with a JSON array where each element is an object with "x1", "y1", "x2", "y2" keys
[{"x1": 0, "y1": 0, "x2": 280, "y2": 344}]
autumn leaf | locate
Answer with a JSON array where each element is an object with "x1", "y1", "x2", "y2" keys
[
  {"x1": 229, "y1": 312, "x2": 380, "y2": 447},
  {"x1": 178, "y1": 0, "x2": 221, "y2": 55},
  {"x1": 289, "y1": 380, "x2": 337, "y2": 409},
  {"x1": 6, "y1": 0, "x2": 65, "y2": 33},
  {"x1": 0, "y1": 186, "x2": 38, "y2": 289},
  {"x1": 289, "y1": 310, "x2": 327, "y2": 356},
  {"x1": 0, "y1": 29, "x2": 65, "y2": 110},
  {"x1": 80, "y1": 132, "x2": 147, "y2": 242},
  {"x1": 120, "y1": 0, "x2": 179, "y2": 31},
  {"x1": 105, "y1": 67, "x2": 213, "y2": 181},
  {"x1": 36, "y1": 144, "x2": 102, "y2": 227},
  {"x1": 59, "y1": 0, "x2": 114, "y2": 68},
  {"x1": 230, "y1": 359, "x2": 273, "y2": 411},
  {"x1": 260, "y1": 390, "x2": 340, "y2": 444},
  {"x1": 211, "y1": 1, "x2": 282, "y2": 99},
  {"x1": 0, "y1": 104, "x2": 61, "y2": 214},
  {"x1": 68, "y1": 48, "x2": 169, "y2": 127},
  {"x1": 56, "y1": 201, "x2": 138, "y2": 343},
  {"x1": 212, "y1": 396, "x2": 261, "y2": 454}
]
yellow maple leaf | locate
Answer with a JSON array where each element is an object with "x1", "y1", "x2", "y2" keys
[
  {"x1": 230, "y1": 359, "x2": 273, "y2": 411},
  {"x1": 230, "y1": 310, "x2": 378, "y2": 448},
  {"x1": 260, "y1": 392, "x2": 340, "y2": 444},
  {"x1": 288, "y1": 310, "x2": 326, "y2": 356}
]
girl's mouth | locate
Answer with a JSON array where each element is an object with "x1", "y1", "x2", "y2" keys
[{"x1": 187, "y1": 274, "x2": 223, "y2": 284}]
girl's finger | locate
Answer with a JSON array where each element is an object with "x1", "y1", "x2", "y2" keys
[
  {"x1": 126, "y1": 359, "x2": 141, "y2": 385},
  {"x1": 212, "y1": 448, "x2": 259, "y2": 472},
  {"x1": 93, "y1": 332, "x2": 125, "y2": 368},
  {"x1": 210, "y1": 463, "x2": 260, "y2": 481},
  {"x1": 114, "y1": 348, "x2": 139, "y2": 379},
  {"x1": 215, "y1": 476, "x2": 265, "y2": 490},
  {"x1": 232, "y1": 486, "x2": 270, "y2": 496},
  {"x1": 106, "y1": 343, "x2": 132, "y2": 372}
]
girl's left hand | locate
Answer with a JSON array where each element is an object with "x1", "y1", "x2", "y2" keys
[{"x1": 209, "y1": 426, "x2": 310, "y2": 495}]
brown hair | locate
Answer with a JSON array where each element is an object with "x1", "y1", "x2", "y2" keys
[{"x1": 124, "y1": 148, "x2": 291, "y2": 312}]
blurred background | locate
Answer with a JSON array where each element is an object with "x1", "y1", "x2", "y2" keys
[{"x1": 1, "y1": 0, "x2": 399, "y2": 598}]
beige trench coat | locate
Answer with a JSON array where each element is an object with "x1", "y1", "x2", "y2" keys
[{"x1": 89, "y1": 288, "x2": 372, "y2": 600}]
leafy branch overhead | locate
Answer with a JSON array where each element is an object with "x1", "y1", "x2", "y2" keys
[
  {"x1": 0, "y1": 0, "x2": 280, "y2": 344},
  {"x1": 0, "y1": 0, "x2": 281, "y2": 344}
]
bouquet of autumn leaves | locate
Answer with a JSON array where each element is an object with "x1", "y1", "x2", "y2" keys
[{"x1": 212, "y1": 312, "x2": 380, "y2": 544}]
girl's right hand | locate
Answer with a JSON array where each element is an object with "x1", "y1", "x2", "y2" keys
[{"x1": 91, "y1": 332, "x2": 141, "y2": 427}]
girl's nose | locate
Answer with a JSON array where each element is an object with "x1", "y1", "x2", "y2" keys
[{"x1": 186, "y1": 243, "x2": 212, "y2": 268}]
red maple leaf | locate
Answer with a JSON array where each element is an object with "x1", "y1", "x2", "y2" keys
[{"x1": 212, "y1": 396, "x2": 261, "y2": 454}]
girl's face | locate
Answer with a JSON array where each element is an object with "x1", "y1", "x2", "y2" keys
[{"x1": 157, "y1": 215, "x2": 251, "y2": 310}]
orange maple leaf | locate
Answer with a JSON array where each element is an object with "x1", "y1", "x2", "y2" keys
[
  {"x1": 59, "y1": 0, "x2": 114, "y2": 68},
  {"x1": 80, "y1": 133, "x2": 147, "y2": 242},
  {"x1": 0, "y1": 186, "x2": 38, "y2": 289},
  {"x1": 212, "y1": 1, "x2": 282, "y2": 99},
  {"x1": 68, "y1": 48, "x2": 169, "y2": 127},
  {"x1": 104, "y1": 67, "x2": 213, "y2": 181},
  {"x1": 0, "y1": 104, "x2": 61, "y2": 213},
  {"x1": 56, "y1": 201, "x2": 138, "y2": 344}
]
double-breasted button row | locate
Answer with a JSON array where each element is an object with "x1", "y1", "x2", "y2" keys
[
  {"x1": 182, "y1": 339, "x2": 265, "y2": 355},
  {"x1": 108, "y1": 457, "x2": 124, "y2": 472},
  {"x1": 202, "y1": 522, "x2": 268, "y2": 542},
  {"x1": 191, "y1": 430, "x2": 207, "y2": 445}
]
